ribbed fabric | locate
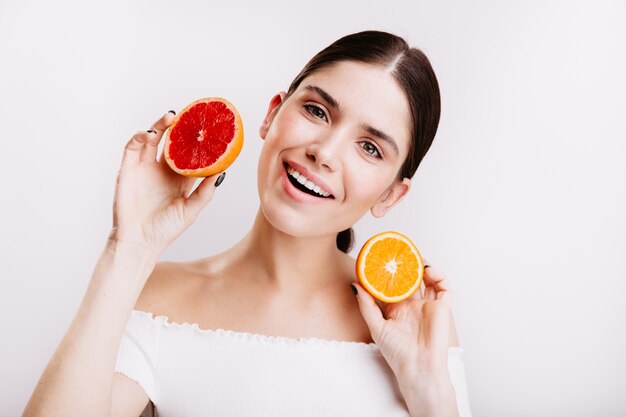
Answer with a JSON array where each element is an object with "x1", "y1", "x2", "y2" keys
[{"x1": 115, "y1": 310, "x2": 473, "y2": 417}]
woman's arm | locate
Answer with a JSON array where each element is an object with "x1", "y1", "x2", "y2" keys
[
  {"x1": 22, "y1": 240, "x2": 157, "y2": 417},
  {"x1": 395, "y1": 358, "x2": 460, "y2": 417},
  {"x1": 396, "y1": 313, "x2": 462, "y2": 416},
  {"x1": 23, "y1": 111, "x2": 223, "y2": 417}
]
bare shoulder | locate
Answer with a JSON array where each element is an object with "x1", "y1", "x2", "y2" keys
[{"x1": 134, "y1": 258, "x2": 216, "y2": 316}]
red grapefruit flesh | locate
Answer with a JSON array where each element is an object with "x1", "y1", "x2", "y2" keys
[{"x1": 163, "y1": 97, "x2": 243, "y2": 177}]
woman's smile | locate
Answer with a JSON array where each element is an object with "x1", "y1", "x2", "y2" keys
[
  {"x1": 280, "y1": 161, "x2": 335, "y2": 204},
  {"x1": 283, "y1": 159, "x2": 335, "y2": 199}
]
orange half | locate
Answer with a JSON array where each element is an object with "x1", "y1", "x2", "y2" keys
[{"x1": 356, "y1": 231, "x2": 424, "y2": 303}]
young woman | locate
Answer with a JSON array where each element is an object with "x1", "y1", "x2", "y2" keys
[{"x1": 23, "y1": 30, "x2": 473, "y2": 417}]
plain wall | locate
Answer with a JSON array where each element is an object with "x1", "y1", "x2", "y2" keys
[{"x1": 1, "y1": 0, "x2": 625, "y2": 416}]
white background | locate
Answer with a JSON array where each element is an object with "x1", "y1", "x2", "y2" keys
[{"x1": 1, "y1": 1, "x2": 625, "y2": 416}]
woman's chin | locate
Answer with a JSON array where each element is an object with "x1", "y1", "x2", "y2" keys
[{"x1": 258, "y1": 204, "x2": 336, "y2": 241}]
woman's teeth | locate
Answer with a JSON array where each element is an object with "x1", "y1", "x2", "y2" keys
[{"x1": 287, "y1": 165, "x2": 332, "y2": 198}]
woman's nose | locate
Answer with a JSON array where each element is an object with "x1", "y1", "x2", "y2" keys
[{"x1": 305, "y1": 131, "x2": 346, "y2": 172}]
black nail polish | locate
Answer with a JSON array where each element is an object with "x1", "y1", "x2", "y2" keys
[
  {"x1": 424, "y1": 265, "x2": 431, "y2": 270},
  {"x1": 214, "y1": 172, "x2": 226, "y2": 187},
  {"x1": 350, "y1": 284, "x2": 358, "y2": 297},
  {"x1": 168, "y1": 110, "x2": 176, "y2": 115},
  {"x1": 147, "y1": 129, "x2": 156, "y2": 134}
]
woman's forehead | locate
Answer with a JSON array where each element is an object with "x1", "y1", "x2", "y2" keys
[{"x1": 294, "y1": 61, "x2": 412, "y2": 156}]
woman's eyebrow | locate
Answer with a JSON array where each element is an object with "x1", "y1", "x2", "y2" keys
[
  {"x1": 304, "y1": 85, "x2": 340, "y2": 111},
  {"x1": 361, "y1": 125, "x2": 399, "y2": 155},
  {"x1": 303, "y1": 84, "x2": 400, "y2": 156}
]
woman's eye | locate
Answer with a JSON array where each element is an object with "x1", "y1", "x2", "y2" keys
[
  {"x1": 304, "y1": 104, "x2": 327, "y2": 121},
  {"x1": 360, "y1": 141, "x2": 382, "y2": 159}
]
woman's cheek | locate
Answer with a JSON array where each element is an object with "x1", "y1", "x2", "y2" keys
[
  {"x1": 345, "y1": 166, "x2": 385, "y2": 207},
  {"x1": 270, "y1": 111, "x2": 311, "y2": 148}
]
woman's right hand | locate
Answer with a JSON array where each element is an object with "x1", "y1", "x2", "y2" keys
[{"x1": 107, "y1": 111, "x2": 225, "y2": 256}]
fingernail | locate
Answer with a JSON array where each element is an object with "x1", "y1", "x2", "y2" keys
[
  {"x1": 350, "y1": 284, "x2": 358, "y2": 297},
  {"x1": 147, "y1": 129, "x2": 157, "y2": 134},
  {"x1": 214, "y1": 172, "x2": 226, "y2": 187},
  {"x1": 168, "y1": 110, "x2": 176, "y2": 115},
  {"x1": 424, "y1": 265, "x2": 431, "y2": 270}
]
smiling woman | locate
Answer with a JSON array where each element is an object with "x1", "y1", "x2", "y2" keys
[
  {"x1": 276, "y1": 32, "x2": 441, "y2": 253},
  {"x1": 22, "y1": 30, "x2": 472, "y2": 417}
]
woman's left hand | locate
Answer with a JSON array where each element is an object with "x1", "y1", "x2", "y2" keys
[{"x1": 352, "y1": 262, "x2": 459, "y2": 416}]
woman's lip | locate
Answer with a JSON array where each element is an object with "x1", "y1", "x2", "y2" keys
[
  {"x1": 283, "y1": 159, "x2": 335, "y2": 197},
  {"x1": 281, "y1": 163, "x2": 333, "y2": 204}
]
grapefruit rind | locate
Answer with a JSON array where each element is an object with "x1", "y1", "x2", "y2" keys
[
  {"x1": 163, "y1": 97, "x2": 244, "y2": 178},
  {"x1": 355, "y1": 231, "x2": 424, "y2": 303}
]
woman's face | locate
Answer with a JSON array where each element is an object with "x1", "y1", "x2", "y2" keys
[{"x1": 257, "y1": 60, "x2": 412, "y2": 239}]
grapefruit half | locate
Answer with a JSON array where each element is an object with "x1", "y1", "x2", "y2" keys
[{"x1": 163, "y1": 97, "x2": 243, "y2": 177}]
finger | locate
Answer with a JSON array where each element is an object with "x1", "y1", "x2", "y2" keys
[
  {"x1": 141, "y1": 110, "x2": 177, "y2": 163},
  {"x1": 421, "y1": 263, "x2": 434, "y2": 300},
  {"x1": 424, "y1": 285, "x2": 437, "y2": 301},
  {"x1": 421, "y1": 258, "x2": 432, "y2": 294},
  {"x1": 423, "y1": 264, "x2": 452, "y2": 302},
  {"x1": 183, "y1": 172, "x2": 226, "y2": 219},
  {"x1": 351, "y1": 282, "x2": 385, "y2": 341},
  {"x1": 423, "y1": 263, "x2": 448, "y2": 288},
  {"x1": 158, "y1": 141, "x2": 170, "y2": 165},
  {"x1": 122, "y1": 130, "x2": 152, "y2": 166}
]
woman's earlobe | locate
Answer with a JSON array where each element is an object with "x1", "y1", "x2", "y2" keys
[{"x1": 370, "y1": 178, "x2": 411, "y2": 218}]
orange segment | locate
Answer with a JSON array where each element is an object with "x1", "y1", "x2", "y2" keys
[
  {"x1": 163, "y1": 97, "x2": 243, "y2": 177},
  {"x1": 356, "y1": 231, "x2": 424, "y2": 303}
]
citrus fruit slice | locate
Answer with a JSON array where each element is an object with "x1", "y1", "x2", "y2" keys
[
  {"x1": 163, "y1": 97, "x2": 243, "y2": 177},
  {"x1": 355, "y1": 231, "x2": 424, "y2": 303}
]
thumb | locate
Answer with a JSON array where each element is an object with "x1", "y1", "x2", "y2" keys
[
  {"x1": 351, "y1": 282, "x2": 385, "y2": 342},
  {"x1": 184, "y1": 172, "x2": 226, "y2": 219}
]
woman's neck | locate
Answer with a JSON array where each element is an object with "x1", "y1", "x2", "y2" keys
[{"x1": 232, "y1": 208, "x2": 349, "y2": 296}]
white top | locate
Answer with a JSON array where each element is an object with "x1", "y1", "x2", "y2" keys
[{"x1": 115, "y1": 310, "x2": 473, "y2": 417}]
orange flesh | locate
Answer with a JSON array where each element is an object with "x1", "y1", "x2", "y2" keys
[{"x1": 363, "y1": 238, "x2": 420, "y2": 297}]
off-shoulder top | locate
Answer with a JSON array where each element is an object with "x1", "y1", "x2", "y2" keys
[{"x1": 115, "y1": 310, "x2": 473, "y2": 416}]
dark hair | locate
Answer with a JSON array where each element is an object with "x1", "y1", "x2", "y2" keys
[{"x1": 285, "y1": 30, "x2": 441, "y2": 253}]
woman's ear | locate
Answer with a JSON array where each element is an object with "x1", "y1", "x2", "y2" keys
[
  {"x1": 370, "y1": 178, "x2": 411, "y2": 218},
  {"x1": 259, "y1": 91, "x2": 287, "y2": 140}
]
